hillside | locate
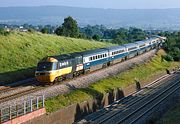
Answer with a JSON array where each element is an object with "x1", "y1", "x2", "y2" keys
[
  {"x1": 0, "y1": 31, "x2": 113, "y2": 83},
  {"x1": 1, "y1": 6, "x2": 180, "y2": 29}
]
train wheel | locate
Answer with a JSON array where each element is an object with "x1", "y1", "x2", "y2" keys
[
  {"x1": 58, "y1": 76, "x2": 63, "y2": 82},
  {"x1": 125, "y1": 56, "x2": 128, "y2": 60},
  {"x1": 102, "y1": 63, "x2": 107, "y2": 68},
  {"x1": 66, "y1": 73, "x2": 73, "y2": 79},
  {"x1": 84, "y1": 69, "x2": 90, "y2": 74}
]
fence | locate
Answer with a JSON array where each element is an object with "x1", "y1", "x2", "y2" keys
[{"x1": 0, "y1": 95, "x2": 45, "y2": 123}]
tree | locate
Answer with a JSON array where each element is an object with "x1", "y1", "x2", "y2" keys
[
  {"x1": 0, "y1": 28, "x2": 10, "y2": 36},
  {"x1": 41, "y1": 28, "x2": 49, "y2": 34},
  {"x1": 92, "y1": 34, "x2": 100, "y2": 41},
  {"x1": 55, "y1": 16, "x2": 79, "y2": 38}
]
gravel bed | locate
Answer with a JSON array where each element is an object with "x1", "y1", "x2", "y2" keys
[
  {"x1": 0, "y1": 50, "x2": 157, "y2": 108},
  {"x1": 0, "y1": 86, "x2": 34, "y2": 99}
]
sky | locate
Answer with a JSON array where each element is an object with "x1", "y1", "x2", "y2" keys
[{"x1": 0, "y1": 0, "x2": 180, "y2": 9}]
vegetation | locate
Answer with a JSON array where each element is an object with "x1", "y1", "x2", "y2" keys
[
  {"x1": 161, "y1": 32, "x2": 180, "y2": 61},
  {"x1": 80, "y1": 25, "x2": 147, "y2": 44},
  {"x1": 0, "y1": 28, "x2": 10, "y2": 36},
  {"x1": 0, "y1": 31, "x2": 113, "y2": 83},
  {"x1": 55, "y1": 16, "x2": 79, "y2": 38},
  {"x1": 41, "y1": 28, "x2": 49, "y2": 34},
  {"x1": 1, "y1": 21, "x2": 148, "y2": 43},
  {"x1": 45, "y1": 49, "x2": 180, "y2": 112},
  {"x1": 92, "y1": 34, "x2": 100, "y2": 41}
]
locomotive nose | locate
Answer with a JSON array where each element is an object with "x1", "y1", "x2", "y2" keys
[{"x1": 35, "y1": 71, "x2": 55, "y2": 83}]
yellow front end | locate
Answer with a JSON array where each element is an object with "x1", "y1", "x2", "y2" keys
[
  {"x1": 35, "y1": 66, "x2": 72, "y2": 83},
  {"x1": 35, "y1": 72, "x2": 56, "y2": 83}
]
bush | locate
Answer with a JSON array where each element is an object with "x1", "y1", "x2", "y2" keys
[
  {"x1": 28, "y1": 28, "x2": 35, "y2": 33},
  {"x1": 0, "y1": 28, "x2": 10, "y2": 36},
  {"x1": 174, "y1": 54, "x2": 180, "y2": 61},
  {"x1": 163, "y1": 54, "x2": 174, "y2": 61}
]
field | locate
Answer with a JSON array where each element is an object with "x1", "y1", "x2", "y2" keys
[
  {"x1": 0, "y1": 31, "x2": 113, "y2": 83},
  {"x1": 45, "y1": 49, "x2": 180, "y2": 112}
]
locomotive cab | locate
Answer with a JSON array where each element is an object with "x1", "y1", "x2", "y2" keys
[
  {"x1": 35, "y1": 57, "x2": 58, "y2": 83},
  {"x1": 35, "y1": 54, "x2": 82, "y2": 84}
]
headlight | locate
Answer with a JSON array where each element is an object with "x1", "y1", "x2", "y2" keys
[{"x1": 45, "y1": 72, "x2": 51, "y2": 75}]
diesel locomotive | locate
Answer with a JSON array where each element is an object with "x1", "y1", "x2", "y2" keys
[{"x1": 35, "y1": 36, "x2": 166, "y2": 84}]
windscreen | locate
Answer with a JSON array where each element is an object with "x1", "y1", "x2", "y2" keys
[{"x1": 37, "y1": 62, "x2": 53, "y2": 71}]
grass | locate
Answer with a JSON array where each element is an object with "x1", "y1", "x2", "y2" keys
[
  {"x1": 157, "y1": 102, "x2": 180, "y2": 124},
  {"x1": 45, "y1": 49, "x2": 180, "y2": 113},
  {"x1": 0, "y1": 31, "x2": 113, "y2": 83}
]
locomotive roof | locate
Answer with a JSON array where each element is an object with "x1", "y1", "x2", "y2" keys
[
  {"x1": 148, "y1": 37, "x2": 158, "y2": 41},
  {"x1": 78, "y1": 48, "x2": 108, "y2": 56},
  {"x1": 47, "y1": 52, "x2": 82, "y2": 61},
  {"x1": 135, "y1": 40, "x2": 147, "y2": 45},
  {"x1": 123, "y1": 43, "x2": 138, "y2": 48},
  {"x1": 106, "y1": 45, "x2": 126, "y2": 51}
]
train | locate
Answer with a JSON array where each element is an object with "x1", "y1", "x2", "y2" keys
[{"x1": 35, "y1": 36, "x2": 166, "y2": 84}]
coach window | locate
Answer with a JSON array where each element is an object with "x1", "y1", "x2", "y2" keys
[
  {"x1": 59, "y1": 62, "x2": 62, "y2": 68},
  {"x1": 93, "y1": 56, "x2": 95, "y2": 60}
]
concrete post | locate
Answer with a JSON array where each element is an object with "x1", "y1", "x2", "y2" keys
[
  {"x1": 24, "y1": 101, "x2": 26, "y2": 114},
  {"x1": 16, "y1": 105, "x2": 18, "y2": 116},
  {"x1": 36, "y1": 97, "x2": 39, "y2": 109},
  {"x1": 42, "y1": 95, "x2": 45, "y2": 108},
  {"x1": 0, "y1": 109, "x2": 2, "y2": 124},
  {"x1": 9, "y1": 106, "x2": 11, "y2": 120},
  {"x1": 30, "y1": 99, "x2": 33, "y2": 112}
]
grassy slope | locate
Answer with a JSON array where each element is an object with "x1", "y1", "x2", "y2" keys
[
  {"x1": 0, "y1": 31, "x2": 113, "y2": 83},
  {"x1": 45, "y1": 49, "x2": 180, "y2": 112}
]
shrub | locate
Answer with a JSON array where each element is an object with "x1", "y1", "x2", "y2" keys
[
  {"x1": 174, "y1": 54, "x2": 180, "y2": 61},
  {"x1": 0, "y1": 28, "x2": 10, "y2": 36},
  {"x1": 163, "y1": 54, "x2": 174, "y2": 61}
]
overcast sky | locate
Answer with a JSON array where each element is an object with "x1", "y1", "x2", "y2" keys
[{"x1": 0, "y1": 0, "x2": 180, "y2": 9}]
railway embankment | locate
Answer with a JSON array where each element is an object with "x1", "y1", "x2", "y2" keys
[{"x1": 22, "y1": 50, "x2": 180, "y2": 124}]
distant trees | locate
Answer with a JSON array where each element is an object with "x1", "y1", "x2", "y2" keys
[
  {"x1": 80, "y1": 25, "x2": 104, "y2": 39},
  {"x1": 161, "y1": 31, "x2": 180, "y2": 61},
  {"x1": 41, "y1": 28, "x2": 49, "y2": 34},
  {"x1": 92, "y1": 34, "x2": 100, "y2": 41},
  {"x1": 0, "y1": 28, "x2": 10, "y2": 36},
  {"x1": 111, "y1": 27, "x2": 146, "y2": 45},
  {"x1": 55, "y1": 16, "x2": 79, "y2": 38},
  {"x1": 80, "y1": 25, "x2": 147, "y2": 43},
  {"x1": 42, "y1": 25, "x2": 56, "y2": 34}
]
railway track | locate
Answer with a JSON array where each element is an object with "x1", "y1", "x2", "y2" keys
[
  {"x1": 0, "y1": 78, "x2": 38, "y2": 94},
  {"x1": 0, "y1": 86, "x2": 44, "y2": 103},
  {"x1": 116, "y1": 78, "x2": 180, "y2": 124},
  {"x1": 0, "y1": 79, "x2": 40, "y2": 104},
  {"x1": 80, "y1": 73, "x2": 172, "y2": 122},
  {"x1": 77, "y1": 73, "x2": 180, "y2": 124}
]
